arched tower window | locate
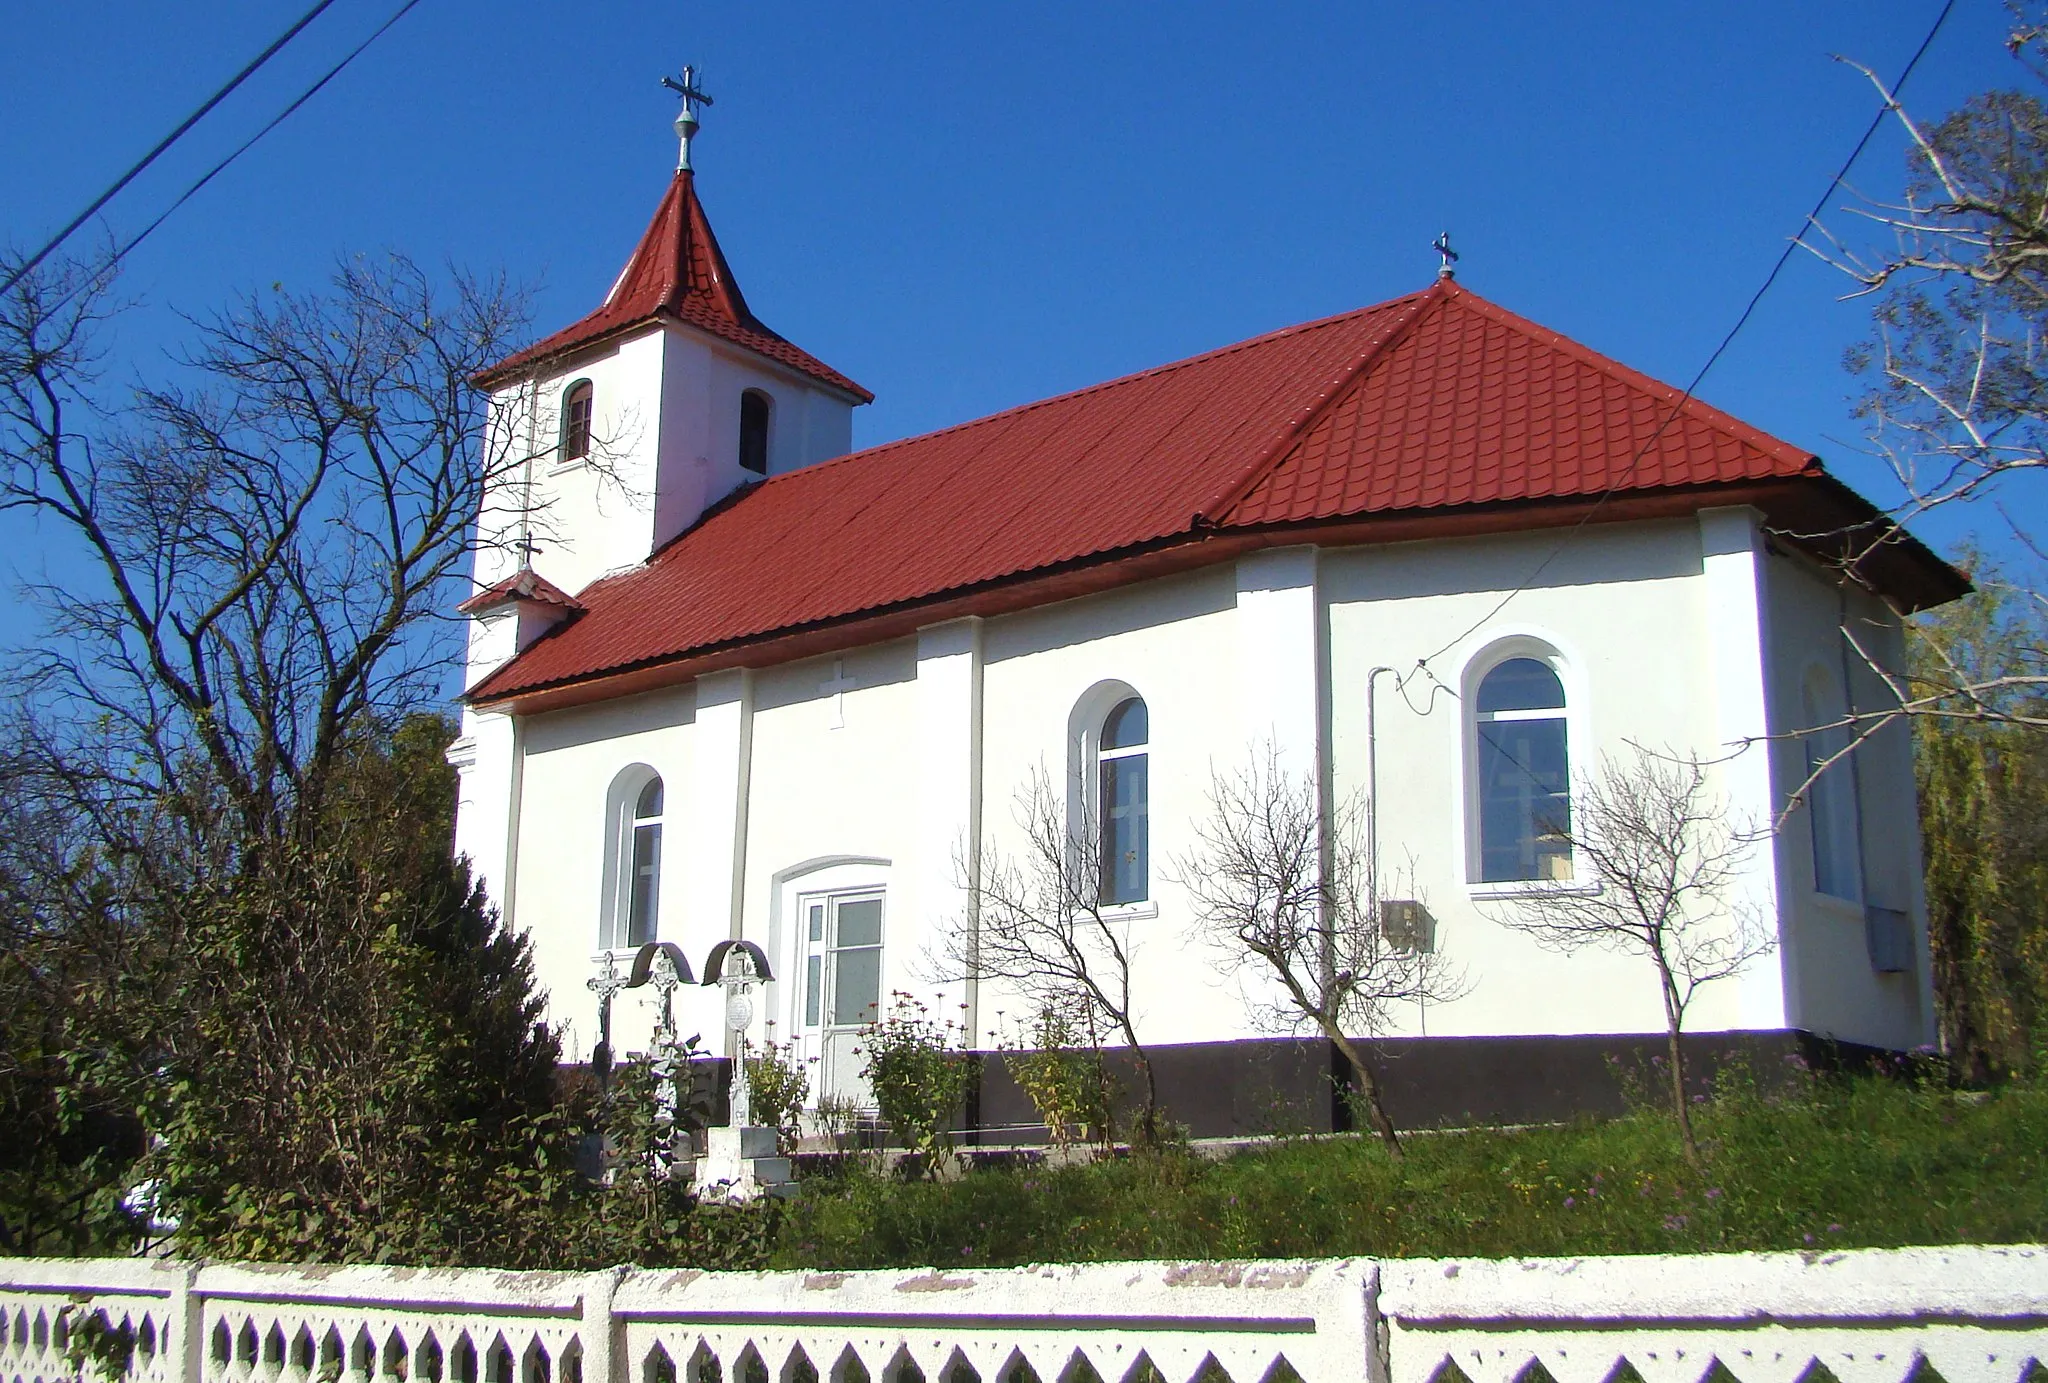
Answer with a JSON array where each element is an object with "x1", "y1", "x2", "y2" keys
[
  {"x1": 1803, "y1": 668, "x2": 1861, "y2": 900},
  {"x1": 1472, "y1": 655, "x2": 1572, "y2": 882},
  {"x1": 601, "y1": 768, "x2": 664, "y2": 950},
  {"x1": 1097, "y1": 696, "x2": 1149, "y2": 905},
  {"x1": 562, "y1": 379, "x2": 594, "y2": 463},
  {"x1": 739, "y1": 389, "x2": 771, "y2": 475}
]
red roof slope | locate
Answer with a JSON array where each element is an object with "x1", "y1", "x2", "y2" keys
[
  {"x1": 476, "y1": 172, "x2": 871, "y2": 401},
  {"x1": 469, "y1": 278, "x2": 1947, "y2": 706}
]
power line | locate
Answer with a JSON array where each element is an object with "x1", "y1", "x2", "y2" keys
[
  {"x1": 1, "y1": 0, "x2": 341, "y2": 298},
  {"x1": 104, "y1": 0, "x2": 426, "y2": 274},
  {"x1": 1410, "y1": 0, "x2": 1958, "y2": 677}
]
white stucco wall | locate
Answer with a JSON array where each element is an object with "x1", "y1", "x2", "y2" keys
[
  {"x1": 449, "y1": 321, "x2": 860, "y2": 971},
  {"x1": 1763, "y1": 547, "x2": 1936, "y2": 1050},
  {"x1": 467, "y1": 513, "x2": 1935, "y2": 1091}
]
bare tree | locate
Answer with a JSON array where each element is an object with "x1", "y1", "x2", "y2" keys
[
  {"x1": 1786, "y1": 12, "x2": 2048, "y2": 754},
  {"x1": 0, "y1": 249, "x2": 582, "y2": 1250},
  {"x1": 1177, "y1": 751, "x2": 1462, "y2": 1158},
  {"x1": 1493, "y1": 747, "x2": 1772, "y2": 1166},
  {"x1": 0, "y1": 248, "x2": 546, "y2": 850},
  {"x1": 941, "y1": 768, "x2": 1162, "y2": 1144}
]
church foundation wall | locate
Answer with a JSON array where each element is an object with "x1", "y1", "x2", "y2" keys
[{"x1": 968, "y1": 1028, "x2": 1893, "y2": 1144}]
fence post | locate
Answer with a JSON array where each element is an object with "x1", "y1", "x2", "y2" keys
[
  {"x1": 174, "y1": 1263, "x2": 204, "y2": 1383},
  {"x1": 1363, "y1": 1264, "x2": 1390, "y2": 1383},
  {"x1": 580, "y1": 1267, "x2": 628, "y2": 1383}
]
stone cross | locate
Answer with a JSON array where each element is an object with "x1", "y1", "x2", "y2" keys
[{"x1": 716, "y1": 947, "x2": 762, "y2": 1127}]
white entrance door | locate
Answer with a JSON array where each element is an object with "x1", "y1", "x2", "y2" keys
[{"x1": 795, "y1": 890, "x2": 884, "y2": 1107}]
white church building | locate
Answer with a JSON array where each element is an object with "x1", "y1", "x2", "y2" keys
[{"x1": 447, "y1": 113, "x2": 1965, "y2": 1134}]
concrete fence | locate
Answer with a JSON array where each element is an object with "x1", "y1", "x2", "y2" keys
[{"x1": 1, "y1": 1248, "x2": 2042, "y2": 1383}]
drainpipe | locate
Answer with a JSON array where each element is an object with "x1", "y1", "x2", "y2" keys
[{"x1": 1365, "y1": 666, "x2": 1396, "y2": 929}]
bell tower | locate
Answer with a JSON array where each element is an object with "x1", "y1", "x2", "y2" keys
[
  {"x1": 463, "y1": 71, "x2": 872, "y2": 649},
  {"x1": 449, "y1": 76, "x2": 871, "y2": 922}
]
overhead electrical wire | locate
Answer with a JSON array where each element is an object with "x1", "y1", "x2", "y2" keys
[
  {"x1": 0, "y1": 0, "x2": 341, "y2": 298},
  {"x1": 1407, "y1": 0, "x2": 1959, "y2": 682},
  {"x1": 102, "y1": 0, "x2": 426, "y2": 275}
]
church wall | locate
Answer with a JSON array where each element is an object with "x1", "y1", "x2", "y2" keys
[
  {"x1": 651, "y1": 328, "x2": 856, "y2": 551},
  {"x1": 739, "y1": 641, "x2": 925, "y2": 1079},
  {"x1": 1761, "y1": 549, "x2": 1935, "y2": 1051},
  {"x1": 484, "y1": 515, "x2": 1936, "y2": 1094},
  {"x1": 976, "y1": 564, "x2": 1250, "y2": 1049},
  {"x1": 1322, "y1": 518, "x2": 1744, "y2": 1043},
  {"x1": 477, "y1": 334, "x2": 667, "y2": 607},
  {"x1": 505, "y1": 684, "x2": 700, "y2": 1064}
]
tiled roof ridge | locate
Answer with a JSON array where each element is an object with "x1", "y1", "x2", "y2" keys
[
  {"x1": 1441, "y1": 283, "x2": 1821, "y2": 473},
  {"x1": 723, "y1": 289, "x2": 1438, "y2": 492},
  {"x1": 1199, "y1": 281, "x2": 1450, "y2": 525}
]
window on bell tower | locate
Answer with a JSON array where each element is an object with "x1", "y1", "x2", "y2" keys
[
  {"x1": 561, "y1": 379, "x2": 593, "y2": 463},
  {"x1": 740, "y1": 389, "x2": 771, "y2": 475}
]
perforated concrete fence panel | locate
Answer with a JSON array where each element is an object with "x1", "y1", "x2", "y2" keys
[
  {"x1": 3, "y1": 1248, "x2": 2042, "y2": 1383},
  {"x1": 1374, "y1": 1247, "x2": 2048, "y2": 1383}
]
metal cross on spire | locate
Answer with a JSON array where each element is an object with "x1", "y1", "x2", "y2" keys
[
  {"x1": 1432, "y1": 231, "x2": 1459, "y2": 279},
  {"x1": 661, "y1": 66, "x2": 715, "y2": 172}
]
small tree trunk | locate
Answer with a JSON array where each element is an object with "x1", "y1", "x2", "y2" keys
[
  {"x1": 1327, "y1": 1024, "x2": 1403, "y2": 1159},
  {"x1": 1659, "y1": 977, "x2": 1701, "y2": 1169},
  {"x1": 1129, "y1": 1041, "x2": 1160, "y2": 1146}
]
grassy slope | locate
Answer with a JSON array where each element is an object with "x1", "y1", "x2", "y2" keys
[{"x1": 772, "y1": 1075, "x2": 2048, "y2": 1268}]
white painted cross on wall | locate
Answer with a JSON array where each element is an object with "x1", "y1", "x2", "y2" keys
[{"x1": 820, "y1": 657, "x2": 856, "y2": 729}]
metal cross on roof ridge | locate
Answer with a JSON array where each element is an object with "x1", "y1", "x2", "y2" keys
[
  {"x1": 661, "y1": 65, "x2": 715, "y2": 172},
  {"x1": 1433, "y1": 231, "x2": 1459, "y2": 279}
]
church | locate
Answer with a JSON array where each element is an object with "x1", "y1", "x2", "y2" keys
[{"x1": 447, "y1": 90, "x2": 1965, "y2": 1135}]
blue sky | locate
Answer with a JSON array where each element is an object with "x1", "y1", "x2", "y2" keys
[{"x1": 0, "y1": 1, "x2": 2030, "y2": 658}]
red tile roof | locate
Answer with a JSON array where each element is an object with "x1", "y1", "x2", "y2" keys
[
  {"x1": 457, "y1": 567, "x2": 584, "y2": 615},
  {"x1": 474, "y1": 172, "x2": 872, "y2": 402},
  {"x1": 469, "y1": 277, "x2": 1958, "y2": 707}
]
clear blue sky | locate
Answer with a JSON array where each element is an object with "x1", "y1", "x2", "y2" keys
[{"x1": 0, "y1": 1, "x2": 2030, "y2": 658}]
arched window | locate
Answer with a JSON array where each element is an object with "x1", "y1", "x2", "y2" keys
[
  {"x1": 1473, "y1": 655, "x2": 1572, "y2": 882},
  {"x1": 1097, "y1": 696, "x2": 1149, "y2": 905},
  {"x1": 561, "y1": 380, "x2": 593, "y2": 463},
  {"x1": 1803, "y1": 669, "x2": 1860, "y2": 900},
  {"x1": 602, "y1": 770, "x2": 664, "y2": 950},
  {"x1": 625, "y1": 776, "x2": 664, "y2": 946},
  {"x1": 739, "y1": 389, "x2": 771, "y2": 475}
]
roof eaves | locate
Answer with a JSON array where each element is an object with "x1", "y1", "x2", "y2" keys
[{"x1": 472, "y1": 476, "x2": 1924, "y2": 710}]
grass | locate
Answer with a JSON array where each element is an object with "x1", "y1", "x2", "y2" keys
[{"x1": 770, "y1": 1068, "x2": 2048, "y2": 1268}]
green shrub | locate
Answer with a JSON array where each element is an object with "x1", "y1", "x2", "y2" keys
[
  {"x1": 858, "y1": 994, "x2": 971, "y2": 1176},
  {"x1": 1000, "y1": 1003, "x2": 1112, "y2": 1151},
  {"x1": 744, "y1": 1035, "x2": 812, "y2": 1153}
]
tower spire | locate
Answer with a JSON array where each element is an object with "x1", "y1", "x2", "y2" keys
[{"x1": 660, "y1": 66, "x2": 714, "y2": 172}]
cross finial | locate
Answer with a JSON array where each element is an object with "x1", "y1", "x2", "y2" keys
[
  {"x1": 661, "y1": 66, "x2": 715, "y2": 172},
  {"x1": 1432, "y1": 231, "x2": 1459, "y2": 279}
]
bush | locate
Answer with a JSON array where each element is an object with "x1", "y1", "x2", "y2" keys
[
  {"x1": 999, "y1": 1002, "x2": 1112, "y2": 1151},
  {"x1": 744, "y1": 1035, "x2": 812, "y2": 1153},
  {"x1": 858, "y1": 994, "x2": 971, "y2": 1176}
]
